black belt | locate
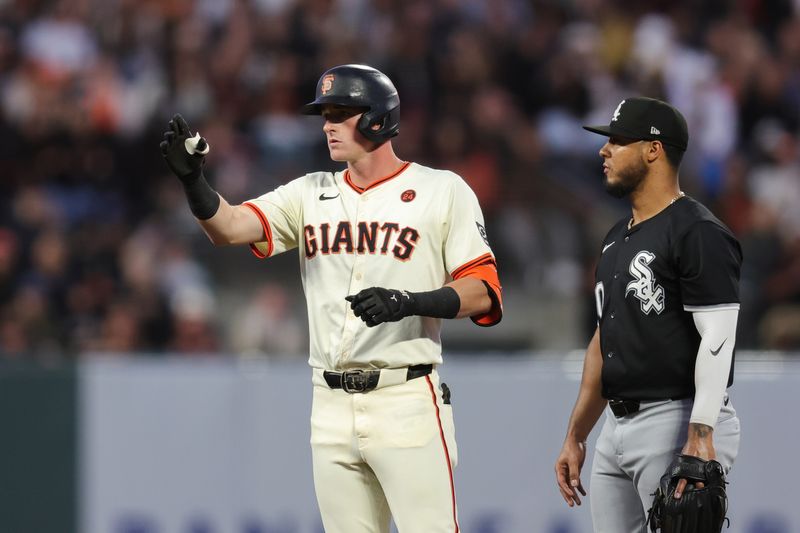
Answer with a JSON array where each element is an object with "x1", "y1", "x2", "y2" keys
[
  {"x1": 608, "y1": 399, "x2": 644, "y2": 418},
  {"x1": 608, "y1": 395, "x2": 704, "y2": 418},
  {"x1": 323, "y1": 364, "x2": 433, "y2": 393}
]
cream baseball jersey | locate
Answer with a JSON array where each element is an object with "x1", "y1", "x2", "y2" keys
[{"x1": 243, "y1": 161, "x2": 502, "y2": 370}]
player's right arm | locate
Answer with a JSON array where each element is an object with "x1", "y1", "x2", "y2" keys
[
  {"x1": 160, "y1": 114, "x2": 265, "y2": 246},
  {"x1": 196, "y1": 197, "x2": 264, "y2": 246},
  {"x1": 555, "y1": 327, "x2": 606, "y2": 507}
]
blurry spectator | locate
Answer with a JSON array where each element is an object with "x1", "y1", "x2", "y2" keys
[
  {"x1": 0, "y1": 228, "x2": 19, "y2": 303},
  {"x1": 20, "y1": 5, "x2": 98, "y2": 78},
  {"x1": 90, "y1": 301, "x2": 142, "y2": 353},
  {"x1": 8, "y1": 283, "x2": 62, "y2": 356},
  {"x1": 229, "y1": 282, "x2": 304, "y2": 357},
  {"x1": 0, "y1": 0, "x2": 798, "y2": 356},
  {"x1": 749, "y1": 125, "x2": 800, "y2": 243},
  {"x1": 168, "y1": 285, "x2": 219, "y2": 354}
]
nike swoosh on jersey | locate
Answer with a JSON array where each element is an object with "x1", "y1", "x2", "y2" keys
[
  {"x1": 602, "y1": 241, "x2": 615, "y2": 254},
  {"x1": 710, "y1": 338, "x2": 727, "y2": 356},
  {"x1": 319, "y1": 193, "x2": 340, "y2": 201}
]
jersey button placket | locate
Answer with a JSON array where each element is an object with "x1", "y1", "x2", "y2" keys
[
  {"x1": 342, "y1": 269, "x2": 362, "y2": 356},
  {"x1": 341, "y1": 266, "x2": 360, "y2": 364},
  {"x1": 349, "y1": 193, "x2": 370, "y2": 295},
  {"x1": 339, "y1": 192, "x2": 369, "y2": 366},
  {"x1": 339, "y1": 322, "x2": 356, "y2": 363}
]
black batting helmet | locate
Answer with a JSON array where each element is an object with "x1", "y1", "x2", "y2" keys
[{"x1": 301, "y1": 64, "x2": 400, "y2": 144}]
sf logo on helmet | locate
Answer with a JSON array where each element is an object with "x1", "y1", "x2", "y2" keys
[{"x1": 321, "y1": 74, "x2": 335, "y2": 94}]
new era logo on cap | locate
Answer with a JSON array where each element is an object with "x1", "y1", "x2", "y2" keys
[{"x1": 584, "y1": 96, "x2": 689, "y2": 151}]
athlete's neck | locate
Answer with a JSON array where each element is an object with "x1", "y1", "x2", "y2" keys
[
  {"x1": 628, "y1": 173, "x2": 683, "y2": 228},
  {"x1": 347, "y1": 142, "x2": 404, "y2": 189}
]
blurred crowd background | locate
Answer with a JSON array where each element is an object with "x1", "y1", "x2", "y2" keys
[{"x1": 1, "y1": 0, "x2": 799, "y2": 359}]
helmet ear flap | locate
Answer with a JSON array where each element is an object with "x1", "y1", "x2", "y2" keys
[
  {"x1": 357, "y1": 106, "x2": 400, "y2": 144},
  {"x1": 357, "y1": 110, "x2": 385, "y2": 143}
]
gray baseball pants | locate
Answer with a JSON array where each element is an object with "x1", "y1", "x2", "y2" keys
[{"x1": 590, "y1": 397, "x2": 740, "y2": 533}]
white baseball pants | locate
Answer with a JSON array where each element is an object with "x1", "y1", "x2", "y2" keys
[{"x1": 310, "y1": 369, "x2": 459, "y2": 533}]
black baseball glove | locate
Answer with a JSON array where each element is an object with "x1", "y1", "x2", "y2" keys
[
  {"x1": 346, "y1": 287, "x2": 414, "y2": 327},
  {"x1": 647, "y1": 454, "x2": 729, "y2": 533}
]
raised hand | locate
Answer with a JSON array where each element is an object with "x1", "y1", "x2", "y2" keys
[{"x1": 160, "y1": 113, "x2": 210, "y2": 182}]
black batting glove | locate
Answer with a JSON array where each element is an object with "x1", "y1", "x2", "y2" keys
[
  {"x1": 159, "y1": 113, "x2": 209, "y2": 183},
  {"x1": 345, "y1": 287, "x2": 416, "y2": 327}
]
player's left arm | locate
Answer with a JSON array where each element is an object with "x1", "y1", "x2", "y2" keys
[
  {"x1": 684, "y1": 310, "x2": 737, "y2": 457},
  {"x1": 347, "y1": 175, "x2": 500, "y2": 327},
  {"x1": 445, "y1": 276, "x2": 492, "y2": 318},
  {"x1": 345, "y1": 283, "x2": 479, "y2": 328},
  {"x1": 674, "y1": 220, "x2": 743, "y2": 498},
  {"x1": 441, "y1": 174, "x2": 502, "y2": 325},
  {"x1": 674, "y1": 307, "x2": 738, "y2": 498}
]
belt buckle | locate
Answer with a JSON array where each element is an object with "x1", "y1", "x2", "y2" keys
[
  {"x1": 342, "y1": 370, "x2": 369, "y2": 393},
  {"x1": 609, "y1": 399, "x2": 639, "y2": 417}
]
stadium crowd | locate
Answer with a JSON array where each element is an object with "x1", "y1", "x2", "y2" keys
[{"x1": 1, "y1": 0, "x2": 799, "y2": 357}]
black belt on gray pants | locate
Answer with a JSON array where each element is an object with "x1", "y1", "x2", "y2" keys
[
  {"x1": 323, "y1": 364, "x2": 433, "y2": 393},
  {"x1": 608, "y1": 395, "x2": 720, "y2": 418},
  {"x1": 608, "y1": 399, "x2": 647, "y2": 418}
]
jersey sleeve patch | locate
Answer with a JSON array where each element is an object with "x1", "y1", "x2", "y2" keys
[
  {"x1": 451, "y1": 254, "x2": 503, "y2": 327},
  {"x1": 243, "y1": 202, "x2": 274, "y2": 259}
]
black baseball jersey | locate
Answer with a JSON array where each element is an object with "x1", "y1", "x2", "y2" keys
[{"x1": 594, "y1": 196, "x2": 742, "y2": 401}]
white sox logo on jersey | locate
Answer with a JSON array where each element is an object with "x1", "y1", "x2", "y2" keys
[{"x1": 625, "y1": 251, "x2": 665, "y2": 315}]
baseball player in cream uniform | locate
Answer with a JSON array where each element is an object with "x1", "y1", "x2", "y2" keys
[{"x1": 160, "y1": 64, "x2": 503, "y2": 533}]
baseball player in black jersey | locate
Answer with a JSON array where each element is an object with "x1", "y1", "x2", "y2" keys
[{"x1": 554, "y1": 97, "x2": 742, "y2": 532}]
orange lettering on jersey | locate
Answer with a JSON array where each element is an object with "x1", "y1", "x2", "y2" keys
[
  {"x1": 331, "y1": 222, "x2": 354, "y2": 254},
  {"x1": 304, "y1": 225, "x2": 318, "y2": 258},
  {"x1": 393, "y1": 228, "x2": 420, "y2": 261},
  {"x1": 319, "y1": 223, "x2": 331, "y2": 254},
  {"x1": 380, "y1": 223, "x2": 400, "y2": 254},
  {"x1": 356, "y1": 221, "x2": 380, "y2": 253},
  {"x1": 303, "y1": 221, "x2": 419, "y2": 260}
]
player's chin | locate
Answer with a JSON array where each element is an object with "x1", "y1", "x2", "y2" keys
[
  {"x1": 327, "y1": 145, "x2": 349, "y2": 162},
  {"x1": 603, "y1": 176, "x2": 628, "y2": 199}
]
